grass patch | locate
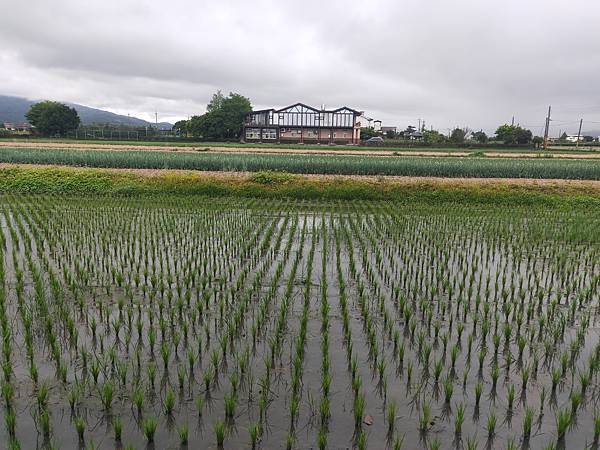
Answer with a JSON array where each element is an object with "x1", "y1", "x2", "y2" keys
[{"x1": 1, "y1": 166, "x2": 600, "y2": 208}]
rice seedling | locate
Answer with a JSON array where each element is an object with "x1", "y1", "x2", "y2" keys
[
  {"x1": 387, "y1": 400, "x2": 397, "y2": 432},
  {"x1": 224, "y1": 391, "x2": 237, "y2": 419},
  {"x1": 164, "y1": 388, "x2": 175, "y2": 415},
  {"x1": 466, "y1": 434, "x2": 478, "y2": 450},
  {"x1": 393, "y1": 434, "x2": 404, "y2": 450},
  {"x1": 593, "y1": 410, "x2": 600, "y2": 441},
  {"x1": 506, "y1": 384, "x2": 515, "y2": 410},
  {"x1": 4, "y1": 408, "x2": 17, "y2": 439},
  {"x1": 249, "y1": 422, "x2": 259, "y2": 449},
  {"x1": 113, "y1": 416, "x2": 123, "y2": 441},
  {"x1": 454, "y1": 402, "x2": 465, "y2": 435},
  {"x1": 39, "y1": 409, "x2": 51, "y2": 437},
  {"x1": 419, "y1": 401, "x2": 431, "y2": 432},
  {"x1": 178, "y1": 423, "x2": 189, "y2": 445},
  {"x1": 132, "y1": 387, "x2": 144, "y2": 414},
  {"x1": 429, "y1": 438, "x2": 441, "y2": 450},
  {"x1": 100, "y1": 382, "x2": 114, "y2": 410},
  {"x1": 356, "y1": 429, "x2": 367, "y2": 450},
  {"x1": 354, "y1": 393, "x2": 365, "y2": 428},
  {"x1": 443, "y1": 376, "x2": 454, "y2": 403},
  {"x1": 214, "y1": 419, "x2": 226, "y2": 446},
  {"x1": 475, "y1": 381, "x2": 483, "y2": 407},
  {"x1": 142, "y1": 416, "x2": 158, "y2": 442},
  {"x1": 523, "y1": 407, "x2": 534, "y2": 440},
  {"x1": 555, "y1": 408, "x2": 571, "y2": 440},
  {"x1": 196, "y1": 395, "x2": 205, "y2": 416},
  {"x1": 486, "y1": 410, "x2": 497, "y2": 437},
  {"x1": 317, "y1": 426, "x2": 328, "y2": 450},
  {"x1": 74, "y1": 416, "x2": 86, "y2": 440}
]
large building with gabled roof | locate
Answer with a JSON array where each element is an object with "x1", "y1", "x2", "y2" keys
[{"x1": 242, "y1": 103, "x2": 363, "y2": 144}]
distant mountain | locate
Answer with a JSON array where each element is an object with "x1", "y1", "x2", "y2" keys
[{"x1": 0, "y1": 95, "x2": 172, "y2": 129}]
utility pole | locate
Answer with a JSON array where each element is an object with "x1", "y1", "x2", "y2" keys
[
  {"x1": 542, "y1": 105, "x2": 551, "y2": 149},
  {"x1": 511, "y1": 116, "x2": 514, "y2": 126},
  {"x1": 576, "y1": 118, "x2": 583, "y2": 148}
]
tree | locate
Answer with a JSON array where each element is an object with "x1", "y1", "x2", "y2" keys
[
  {"x1": 399, "y1": 125, "x2": 417, "y2": 138},
  {"x1": 471, "y1": 130, "x2": 488, "y2": 144},
  {"x1": 532, "y1": 136, "x2": 543, "y2": 149},
  {"x1": 206, "y1": 91, "x2": 225, "y2": 113},
  {"x1": 494, "y1": 124, "x2": 532, "y2": 145},
  {"x1": 173, "y1": 120, "x2": 188, "y2": 136},
  {"x1": 188, "y1": 92, "x2": 252, "y2": 139},
  {"x1": 360, "y1": 127, "x2": 378, "y2": 140},
  {"x1": 26, "y1": 101, "x2": 80, "y2": 136},
  {"x1": 450, "y1": 128, "x2": 467, "y2": 144},
  {"x1": 559, "y1": 132, "x2": 568, "y2": 141},
  {"x1": 422, "y1": 129, "x2": 446, "y2": 145},
  {"x1": 385, "y1": 129, "x2": 397, "y2": 139}
]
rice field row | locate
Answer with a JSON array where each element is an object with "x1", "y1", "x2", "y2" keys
[
  {"x1": 4, "y1": 146, "x2": 600, "y2": 179},
  {"x1": 0, "y1": 194, "x2": 599, "y2": 449}
]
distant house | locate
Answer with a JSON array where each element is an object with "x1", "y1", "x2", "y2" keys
[
  {"x1": 242, "y1": 103, "x2": 362, "y2": 144},
  {"x1": 381, "y1": 126, "x2": 397, "y2": 134},
  {"x1": 565, "y1": 134, "x2": 583, "y2": 143},
  {"x1": 356, "y1": 114, "x2": 376, "y2": 129},
  {"x1": 408, "y1": 131, "x2": 423, "y2": 140},
  {"x1": 3, "y1": 122, "x2": 32, "y2": 132}
]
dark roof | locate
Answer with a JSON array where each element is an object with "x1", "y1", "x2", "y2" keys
[
  {"x1": 251, "y1": 103, "x2": 361, "y2": 114},
  {"x1": 247, "y1": 108, "x2": 275, "y2": 114},
  {"x1": 276, "y1": 103, "x2": 320, "y2": 113}
]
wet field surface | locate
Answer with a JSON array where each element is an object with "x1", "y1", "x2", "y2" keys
[{"x1": 0, "y1": 194, "x2": 599, "y2": 449}]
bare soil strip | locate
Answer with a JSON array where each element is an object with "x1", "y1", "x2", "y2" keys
[{"x1": 2, "y1": 141, "x2": 600, "y2": 159}]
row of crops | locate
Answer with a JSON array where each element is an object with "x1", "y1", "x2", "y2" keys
[
  {"x1": 0, "y1": 194, "x2": 599, "y2": 448},
  {"x1": 4, "y1": 146, "x2": 600, "y2": 179}
]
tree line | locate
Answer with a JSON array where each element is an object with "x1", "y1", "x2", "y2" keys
[
  {"x1": 363, "y1": 124, "x2": 540, "y2": 146},
  {"x1": 14, "y1": 93, "x2": 583, "y2": 147}
]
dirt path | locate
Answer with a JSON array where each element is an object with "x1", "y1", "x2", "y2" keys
[{"x1": 2, "y1": 141, "x2": 600, "y2": 159}]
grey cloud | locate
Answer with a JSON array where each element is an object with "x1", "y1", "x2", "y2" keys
[{"x1": 1, "y1": 0, "x2": 599, "y2": 133}]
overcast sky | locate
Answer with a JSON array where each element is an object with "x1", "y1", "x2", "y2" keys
[{"x1": 1, "y1": 0, "x2": 599, "y2": 134}]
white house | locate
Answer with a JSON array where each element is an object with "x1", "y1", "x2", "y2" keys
[{"x1": 565, "y1": 134, "x2": 583, "y2": 143}]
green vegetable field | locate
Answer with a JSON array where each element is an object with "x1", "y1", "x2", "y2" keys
[{"x1": 4, "y1": 146, "x2": 600, "y2": 179}]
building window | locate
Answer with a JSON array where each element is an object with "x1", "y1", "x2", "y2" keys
[
  {"x1": 245, "y1": 128, "x2": 261, "y2": 139},
  {"x1": 246, "y1": 128, "x2": 260, "y2": 139},
  {"x1": 262, "y1": 129, "x2": 277, "y2": 140}
]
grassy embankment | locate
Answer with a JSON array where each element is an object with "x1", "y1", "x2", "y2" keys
[{"x1": 2, "y1": 165, "x2": 600, "y2": 208}]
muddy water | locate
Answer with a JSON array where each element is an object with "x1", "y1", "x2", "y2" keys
[{"x1": 0, "y1": 196, "x2": 599, "y2": 449}]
